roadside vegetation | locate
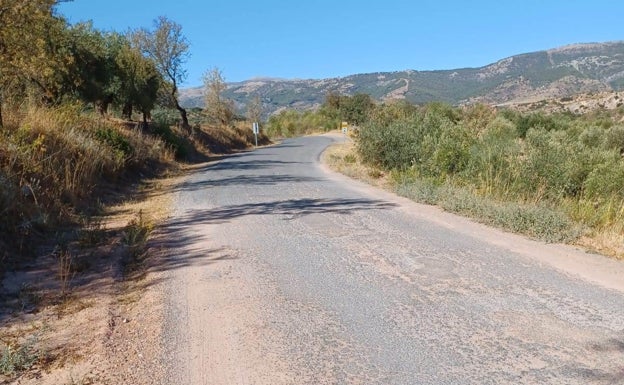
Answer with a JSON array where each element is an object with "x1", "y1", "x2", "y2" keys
[
  {"x1": 286, "y1": 92, "x2": 624, "y2": 257},
  {"x1": 356, "y1": 102, "x2": 624, "y2": 252},
  {"x1": 0, "y1": 2, "x2": 265, "y2": 264},
  {"x1": 265, "y1": 92, "x2": 374, "y2": 137},
  {"x1": 0, "y1": 2, "x2": 266, "y2": 381}
]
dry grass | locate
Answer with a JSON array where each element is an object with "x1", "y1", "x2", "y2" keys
[
  {"x1": 322, "y1": 140, "x2": 390, "y2": 188},
  {"x1": 56, "y1": 248, "x2": 74, "y2": 299},
  {"x1": 196, "y1": 120, "x2": 269, "y2": 154},
  {"x1": 0, "y1": 173, "x2": 174, "y2": 382},
  {"x1": 576, "y1": 229, "x2": 624, "y2": 260},
  {"x1": 0, "y1": 105, "x2": 174, "y2": 262}
]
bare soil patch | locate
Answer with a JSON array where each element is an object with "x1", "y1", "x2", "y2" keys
[{"x1": 0, "y1": 172, "x2": 182, "y2": 385}]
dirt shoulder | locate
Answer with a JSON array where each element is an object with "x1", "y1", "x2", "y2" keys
[{"x1": 0, "y1": 169, "x2": 186, "y2": 385}]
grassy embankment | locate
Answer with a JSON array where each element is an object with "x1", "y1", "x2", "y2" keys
[
  {"x1": 0, "y1": 104, "x2": 266, "y2": 379},
  {"x1": 0, "y1": 105, "x2": 267, "y2": 263},
  {"x1": 325, "y1": 102, "x2": 624, "y2": 258},
  {"x1": 0, "y1": 105, "x2": 170, "y2": 261}
]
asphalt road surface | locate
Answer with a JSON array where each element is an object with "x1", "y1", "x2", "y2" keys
[{"x1": 161, "y1": 134, "x2": 624, "y2": 385}]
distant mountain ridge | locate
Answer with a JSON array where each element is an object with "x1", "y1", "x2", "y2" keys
[{"x1": 179, "y1": 41, "x2": 624, "y2": 116}]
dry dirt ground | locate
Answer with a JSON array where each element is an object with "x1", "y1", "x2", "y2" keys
[{"x1": 0, "y1": 171, "x2": 185, "y2": 385}]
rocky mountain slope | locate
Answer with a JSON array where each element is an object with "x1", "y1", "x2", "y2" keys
[{"x1": 179, "y1": 41, "x2": 624, "y2": 115}]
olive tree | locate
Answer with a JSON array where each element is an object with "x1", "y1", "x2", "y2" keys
[
  {"x1": 0, "y1": 0, "x2": 59, "y2": 125},
  {"x1": 115, "y1": 39, "x2": 161, "y2": 125},
  {"x1": 133, "y1": 16, "x2": 190, "y2": 130},
  {"x1": 203, "y1": 67, "x2": 234, "y2": 126}
]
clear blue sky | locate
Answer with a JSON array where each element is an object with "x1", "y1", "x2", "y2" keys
[{"x1": 58, "y1": 0, "x2": 623, "y2": 87}]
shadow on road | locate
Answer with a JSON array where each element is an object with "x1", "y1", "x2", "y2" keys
[
  {"x1": 568, "y1": 337, "x2": 624, "y2": 383},
  {"x1": 208, "y1": 159, "x2": 306, "y2": 172},
  {"x1": 141, "y1": 198, "x2": 396, "y2": 277},
  {"x1": 166, "y1": 197, "x2": 397, "y2": 227},
  {"x1": 175, "y1": 174, "x2": 321, "y2": 191},
  {"x1": 266, "y1": 143, "x2": 304, "y2": 150}
]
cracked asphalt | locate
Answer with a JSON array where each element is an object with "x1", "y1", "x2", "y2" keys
[{"x1": 160, "y1": 134, "x2": 624, "y2": 384}]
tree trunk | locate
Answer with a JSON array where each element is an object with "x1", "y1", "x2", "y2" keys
[
  {"x1": 122, "y1": 102, "x2": 133, "y2": 121},
  {"x1": 0, "y1": 92, "x2": 3, "y2": 128},
  {"x1": 175, "y1": 99, "x2": 189, "y2": 129},
  {"x1": 95, "y1": 94, "x2": 114, "y2": 116},
  {"x1": 171, "y1": 81, "x2": 190, "y2": 133}
]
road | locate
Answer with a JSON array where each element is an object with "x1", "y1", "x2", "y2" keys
[{"x1": 160, "y1": 134, "x2": 624, "y2": 384}]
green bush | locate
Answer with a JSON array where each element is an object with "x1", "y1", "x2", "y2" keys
[
  {"x1": 150, "y1": 119, "x2": 189, "y2": 159},
  {"x1": 357, "y1": 117, "x2": 421, "y2": 169},
  {"x1": 515, "y1": 112, "x2": 569, "y2": 138},
  {"x1": 515, "y1": 128, "x2": 597, "y2": 199},
  {"x1": 0, "y1": 339, "x2": 40, "y2": 375},
  {"x1": 602, "y1": 125, "x2": 624, "y2": 152},
  {"x1": 392, "y1": 172, "x2": 579, "y2": 242},
  {"x1": 392, "y1": 171, "x2": 441, "y2": 205},
  {"x1": 355, "y1": 101, "x2": 624, "y2": 238},
  {"x1": 584, "y1": 157, "x2": 624, "y2": 200},
  {"x1": 358, "y1": 102, "x2": 471, "y2": 177},
  {"x1": 428, "y1": 120, "x2": 473, "y2": 175},
  {"x1": 579, "y1": 126, "x2": 604, "y2": 148},
  {"x1": 95, "y1": 127, "x2": 133, "y2": 158},
  {"x1": 265, "y1": 110, "x2": 335, "y2": 138},
  {"x1": 462, "y1": 116, "x2": 519, "y2": 195}
]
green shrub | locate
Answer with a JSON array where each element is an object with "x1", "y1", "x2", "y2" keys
[
  {"x1": 579, "y1": 126, "x2": 604, "y2": 148},
  {"x1": 428, "y1": 120, "x2": 474, "y2": 176},
  {"x1": 150, "y1": 119, "x2": 189, "y2": 159},
  {"x1": 462, "y1": 116, "x2": 519, "y2": 195},
  {"x1": 516, "y1": 128, "x2": 587, "y2": 199},
  {"x1": 352, "y1": 101, "x2": 624, "y2": 246},
  {"x1": 392, "y1": 171, "x2": 441, "y2": 205},
  {"x1": 367, "y1": 101, "x2": 419, "y2": 127},
  {"x1": 357, "y1": 117, "x2": 421, "y2": 169},
  {"x1": 584, "y1": 157, "x2": 624, "y2": 200},
  {"x1": 358, "y1": 103, "x2": 471, "y2": 177},
  {"x1": 602, "y1": 125, "x2": 624, "y2": 152},
  {"x1": 95, "y1": 127, "x2": 133, "y2": 158},
  {"x1": 393, "y1": 175, "x2": 579, "y2": 242},
  {"x1": 0, "y1": 339, "x2": 40, "y2": 375},
  {"x1": 461, "y1": 103, "x2": 496, "y2": 128},
  {"x1": 265, "y1": 110, "x2": 334, "y2": 138},
  {"x1": 515, "y1": 112, "x2": 568, "y2": 138}
]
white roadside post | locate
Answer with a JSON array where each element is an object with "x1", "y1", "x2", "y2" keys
[{"x1": 252, "y1": 122, "x2": 259, "y2": 147}]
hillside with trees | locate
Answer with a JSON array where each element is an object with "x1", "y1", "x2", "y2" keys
[
  {"x1": 179, "y1": 41, "x2": 624, "y2": 116},
  {"x1": 0, "y1": 1, "x2": 262, "y2": 265}
]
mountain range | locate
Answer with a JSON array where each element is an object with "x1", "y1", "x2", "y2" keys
[{"x1": 179, "y1": 41, "x2": 624, "y2": 116}]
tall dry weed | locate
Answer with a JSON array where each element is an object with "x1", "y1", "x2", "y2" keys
[{"x1": 0, "y1": 105, "x2": 172, "y2": 259}]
